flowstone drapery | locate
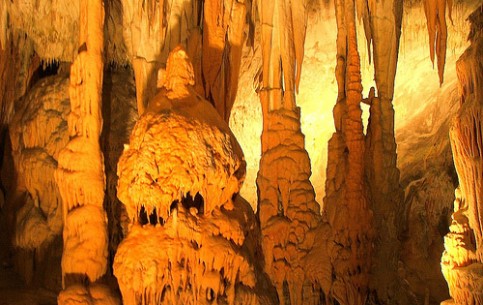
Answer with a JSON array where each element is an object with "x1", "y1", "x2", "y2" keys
[
  {"x1": 441, "y1": 7, "x2": 483, "y2": 304},
  {"x1": 54, "y1": 0, "x2": 117, "y2": 304}
]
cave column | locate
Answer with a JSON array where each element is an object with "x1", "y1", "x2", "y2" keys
[
  {"x1": 256, "y1": 1, "x2": 322, "y2": 304},
  {"x1": 55, "y1": 0, "x2": 114, "y2": 303},
  {"x1": 323, "y1": 0, "x2": 373, "y2": 304},
  {"x1": 361, "y1": 0, "x2": 410, "y2": 303}
]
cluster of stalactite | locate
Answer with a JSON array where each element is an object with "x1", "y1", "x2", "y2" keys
[
  {"x1": 123, "y1": 0, "x2": 247, "y2": 121},
  {"x1": 441, "y1": 6, "x2": 483, "y2": 304},
  {"x1": 422, "y1": 0, "x2": 453, "y2": 85}
]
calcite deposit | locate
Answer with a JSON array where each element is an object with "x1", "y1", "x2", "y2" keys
[
  {"x1": 441, "y1": 7, "x2": 483, "y2": 304},
  {"x1": 0, "y1": 1, "x2": 481, "y2": 305},
  {"x1": 115, "y1": 47, "x2": 276, "y2": 305}
]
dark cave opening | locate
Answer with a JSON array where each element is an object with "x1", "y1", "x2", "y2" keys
[{"x1": 170, "y1": 192, "x2": 204, "y2": 215}]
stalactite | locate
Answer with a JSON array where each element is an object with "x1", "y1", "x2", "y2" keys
[
  {"x1": 202, "y1": 0, "x2": 247, "y2": 122},
  {"x1": 55, "y1": 0, "x2": 115, "y2": 303},
  {"x1": 256, "y1": 0, "x2": 307, "y2": 117},
  {"x1": 324, "y1": 0, "x2": 373, "y2": 304},
  {"x1": 442, "y1": 8, "x2": 483, "y2": 303},
  {"x1": 423, "y1": 0, "x2": 453, "y2": 85}
]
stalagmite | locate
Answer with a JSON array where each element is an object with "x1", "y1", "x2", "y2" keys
[
  {"x1": 360, "y1": 0, "x2": 414, "y2": 303},
  {"x1": 1, "y1": 1, "x2": 483, "y2": 304},
  {"x1": 122, "y1": 0, "x2": 200, "y2": 115},
  {"x1": 323, "y1": 0, "x2": 373, "y2": 304},
  {"x1": 54, "y1": 0, "x2": 115, "y2": 303},
  {"x1": 423, "y1": 0, "x2": 453, "y2": 85},
  {"x1": 256, "y1": 1, "x2": 330, "y2": 304},
  {"x1": 441, "y1": 6, "x2": 483, "y2": 304},
  {"x1": 115, "y1": 46, "x2": 276, "y2": 305}
]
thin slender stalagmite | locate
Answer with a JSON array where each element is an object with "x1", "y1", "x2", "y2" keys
[
  {"x1": 361, "y1": 0, "x2": 414, "y2": 303},
  {"x1": 323, "y1": 0, "x2": 373, "y2": 304}
]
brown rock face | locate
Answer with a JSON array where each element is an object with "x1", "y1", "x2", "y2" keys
[
  {"x1": 442, "y1": 7, "x2": 483, "y2": 304},
  {"x1": 115, "y1": 47, "x2": 276, "y2": 305}
]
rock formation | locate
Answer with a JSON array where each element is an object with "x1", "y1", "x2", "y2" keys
[
  {"x1": 122, "y1": 0, "x2": 247, "y2": 121},
  {"x1": 360, "y1": 1, "x2": 413, "y2": 303},
  {"x1": 9, "y1": 74, "x2": 69, "y2": 251},
  {"x1": 441, "y1": 6, "x2": 483, "y2": 304},
  {"x1": 114, "y1": 47, "x2": 276, "y2": 305},
  {"x1": 0, "y1": 1, "x2": 482, "y2": 305},
  {"x1": 255, "y1": 1, "x2": 334, "y2": 305},
  {"x1": 423, "y1": 0, "x2": 453, "y2": 85},
  {"x1": 7, "y1": 74, "x2": 69, "y2": 288},
  {"x1": 54, "y1": 0, "x2": 116, "y2": 303},
  {"x1": 323, "y1": 1, "x2": 373, "y2": 304}
]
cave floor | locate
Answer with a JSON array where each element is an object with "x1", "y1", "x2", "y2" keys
[{"x1": 0, "y1": 267, "x2": 56, "y2": 305}]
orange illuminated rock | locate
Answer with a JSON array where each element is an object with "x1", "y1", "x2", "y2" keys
[
  {"x1": 54, "y1": 0, "x2": 115, "y2": 303},
  {"x1": 114, "y1": 47, "x2": 276, "y2": 305},
  {"x1": 423, "y1": 0, "x2": 453, "y2": 85},
  {"x1": 441, "y1": 6, "x2": 483, "y2": 305},
  {"x1": 255, "y1": 1, "x2": 332, "y2": 304},
  {"x1": 324, "y1": 1, "x2": 373, "y2": 305},
  {"x1": 122, "y1": 0, "x2": 199, "y2": 114},
  {"x1": 9, "y1": 75, "x2": 70, "y2": 250},
  {"x1": 202, "y1": 0, "x2": 246, "y2": 122}
]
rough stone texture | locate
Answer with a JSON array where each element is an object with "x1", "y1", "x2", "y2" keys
[
  {"x1": 257, "y1": 108, "x2": 329, "y2": 305},
  {"x1": 360, "y1": 1, "x2": 412, "y2": 303},
  {"x1": 0, "y1": 1, "x2": 483, "y2": 305},
  {"x1": 1, "y1": 0, "x2": 127, "y2": 63},
  {"x1": 115, "y1": 47, "x2": 276, "y2": 305},
  {"x1": 7, "y1": 74, "x2": 69, "y2": 290},
  {"x1": 323, "y1": 1, "x2": 373, "y2": 305},
  {"x1": 255, "y1": 1, "x2": 334, "y2": 305},
  {"x1": 9, "y1": 75, "x2": 69, "y2": 250},
  {"x1": 441, "y1": 7, "x2": 483, "y2": 304},
  {"x1": 54, "y1": 1, "x2": 115, "y2": 304}
]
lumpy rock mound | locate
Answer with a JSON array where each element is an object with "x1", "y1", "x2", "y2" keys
[{"x1": 114, "y1": 47, "x2": 276, "y2": 305}]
